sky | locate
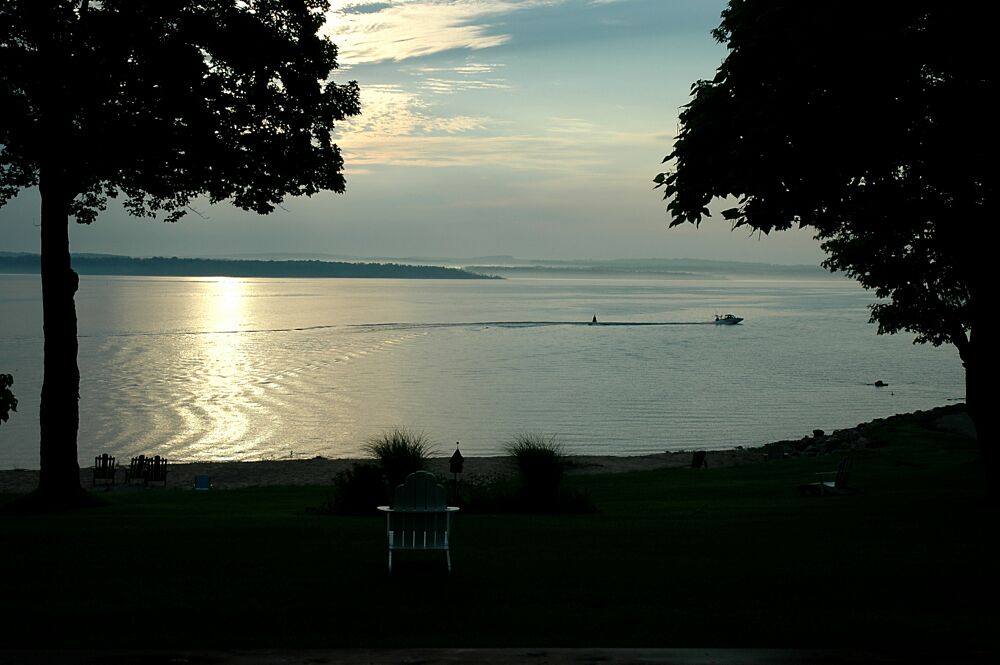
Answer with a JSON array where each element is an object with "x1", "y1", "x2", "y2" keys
[{"x1": 0, "y1": 0, "x2": 825, "y2": 264}]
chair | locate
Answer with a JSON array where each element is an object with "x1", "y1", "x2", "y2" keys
[
  {"x1": 92, "y1": 454, "x2": 116, "y2": 487},
  {"x1": 799, "y1": 457, "x2": 853, "y2": 496},
  {"x1": 125, "y1": 455, "x2": 148, "y2": 485},
  {"x1": 147, "y1": 455, "x2": 169, "y2": 486},
  {"x1": 691, "y1": 450, "x2": 708, "y2": 468},
  {"x1": 377, "y1": 471, "x2": 459, "y2": 573},
  {"x1": 193, "y1": 474, "x2": 212, "y2": 491}
]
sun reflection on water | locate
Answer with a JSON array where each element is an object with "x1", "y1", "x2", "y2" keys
[{"x1": 177, "y1": 277, "x2": 257, "y2": 459}]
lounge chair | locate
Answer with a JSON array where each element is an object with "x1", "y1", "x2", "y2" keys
[
  {"x1": 125, "y1": 455, "x2": 148, "y2": 485},
  {"x1": 377, "y1": 471, "x2": 459, "y2": 573},
  {"x1": 147, "y1": 455, "x2": 169, "y2": 486},
  {"x1": 92, "y1": 454, "x2": 116, "y2": 487},
  {"x1": 800, "y1": 457, "x2": 853, "y2": 496}
]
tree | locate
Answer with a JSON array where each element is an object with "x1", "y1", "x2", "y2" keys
[
  {"x1": 656, "y1": 1, "x2": 990, "y2": 461},
  {"x1": 1, "y1": 1, "x2": 360, "y2": 506}
]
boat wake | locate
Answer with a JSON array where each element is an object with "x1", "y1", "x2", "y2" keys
[
  {"x1": 356, "y1": 320, "x2": 718, "y2": 331},
  {"x1": 81, "y1": 319, "x2": 718, "y2": 338}
]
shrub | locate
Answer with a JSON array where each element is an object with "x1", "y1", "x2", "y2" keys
[
  {"x1": 364, "y1": 427, "x2": 435, "y2": 491},
  {"x1": 316, "y1": 463, "x2": 386, "y2": 515},
  {"x1": 504, "y1": 433, "x2": 565, "y2": 502}
]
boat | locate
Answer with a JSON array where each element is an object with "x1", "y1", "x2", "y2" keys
[{"x1": 714, "y1": 314, "x2": 743, "y2": 325}]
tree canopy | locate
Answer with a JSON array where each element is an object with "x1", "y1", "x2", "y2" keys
[
  {"x1": 657, "y1": 1, "x2": 990, "y2": 446},
  {"x1": 0, "y1": 0, "x2": 360, "y2": 504},
  {"x1": 1, "y1": 0, "x2": 360, "y2": 222}
]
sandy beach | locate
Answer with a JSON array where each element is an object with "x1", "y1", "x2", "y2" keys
[
  {"x1": 6, "y1": 407, "x2": 961, "y2": 495},
  {"x1": 0, "y1": 447, "x2": 766, "y2": 495}
]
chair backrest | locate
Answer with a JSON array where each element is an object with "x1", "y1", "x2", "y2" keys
[
  {"x1": 193, "y1": 474, "x2": 211, "y2": 491},
  {"x1": 148, "y1": 455, "x2": 168, "y2": 481},
  {"x1": 94, "y1": 454, "x2": 116, "y2": 476},
  {"x1": 392, "y1": 471, "x2": 446, "y2": 511},
  {"x1": 834, "y1": 457, "x2": 851, "y2": 488}
]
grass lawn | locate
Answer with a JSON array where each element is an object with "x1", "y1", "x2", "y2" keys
[{"x1": 0, "y1": 407, "x2": 992, "y2": 648}]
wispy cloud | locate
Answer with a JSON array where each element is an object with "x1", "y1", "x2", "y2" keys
[
  {"x1": 405, "y1": 62, "x2": 509, "y2": 94},
  {"x1": 326, "y1": 1, "x2": 562, "y2": 65},
  {"x1": 341, "y1": 133, "x2": 598, "y2": 171},
  {"x1": 326, "y1": 1, "x2": 669, "y2": 179},
  {"x1": 337, "y1": 83, "x2": 492, "y2": 138},
  {"x1": 340, "y1": 114, "x2": 665, "y2": 174}
]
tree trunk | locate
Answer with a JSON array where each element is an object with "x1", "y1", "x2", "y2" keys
[
  {"x1": 32, "y1": 174, "x2": 87, "y2": 506},
  {"x1": 961, "y1": 320, "x2": 989, "y2": 499}
]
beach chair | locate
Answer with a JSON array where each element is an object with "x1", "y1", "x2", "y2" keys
[
  {"x1": 799, "y1": 457, "x2": 853, "y2": 496},
  {"x1": 125, "y1": 455, "x2": 148, "y2": 485},
  {"x1": 691, "y1": 451, "x2": 708, "y2": 468},
  {"x1": 147, "y1": 455, "x2": 169, "y2": 486},
  {"x1": 193, "y1": 474, "x2": 212, "y2": 491},
  {"x1": 377, "y1": 471, "x2": 459, "y2": 573},
  {"x1": 92, "y1": 454, "x2": 116, "y2": 487}
]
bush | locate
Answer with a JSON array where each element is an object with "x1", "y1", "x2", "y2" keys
[
  {"x1": 314, "y1": 463, "x2": 386, "y2": 515},
  {"x1": 364, "y1": 427, "x2": 435, "y2": 491},
  {"x1": 457, "y1": 470, "x2": 596, "y2": 515},
  {"x1": 504, "y1": 433, "x2": 566, "y2": 502}
]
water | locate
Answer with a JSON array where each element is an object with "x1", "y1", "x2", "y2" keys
[{"x1": 0, "y1": 273, "x2": 965, "y2": 468}]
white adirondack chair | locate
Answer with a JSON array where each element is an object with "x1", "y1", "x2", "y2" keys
[{"x1": 377, "y1": 471, "x2": 459, "y2": 572}]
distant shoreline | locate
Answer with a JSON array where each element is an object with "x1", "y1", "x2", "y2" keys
[
  {"x1": 0, "y1": 251, "x2": 841, "y2": 280},
  {"x1": 0, "y1": 253, "x2": 496, "y2": 280}
]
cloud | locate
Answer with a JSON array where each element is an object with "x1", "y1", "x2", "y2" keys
[
  {"x1": 421, "y1": 76, "x2": 510, "y2": 94},
  {"x1": 404, "y1": 62, "x2": 509, "y2": 94},
  {"x1": 340, "y1": 113, "x2": 664, "y2": 174},
  {"x1": 324, "y1": 1, "x2": 674, "y2": 179},
  {"x1": 326, "y1": 1, "x2": 562, "y2": 64},
  {"x1": 339, "y1": 2, "x2": 395, "y2": 14},
  {"x1": 338, "y1": 83, "x2": 492, "y2": 137}
]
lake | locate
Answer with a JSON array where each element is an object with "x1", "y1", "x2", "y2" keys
[{"x1": 0, "y1": 272, "x2": 965, "y2": 468}]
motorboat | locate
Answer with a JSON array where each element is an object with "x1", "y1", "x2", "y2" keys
[{"x1": 714, "y1": 314, "x2": 743, "y2": 325}]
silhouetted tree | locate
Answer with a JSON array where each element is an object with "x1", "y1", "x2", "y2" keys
[
  {"x1": 657, "y1": 2, "x2": 989, "y2": 461},
  {"x1": 0, "y1": 1, "x2": 360, "y2": 506}
]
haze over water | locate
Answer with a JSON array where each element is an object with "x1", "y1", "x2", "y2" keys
[{"x1": 0, "y1": 272, "x2": 964, "y2": 469}]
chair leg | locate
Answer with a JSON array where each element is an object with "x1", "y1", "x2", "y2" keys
[
  {"x1": 388, "y1": 550, "x2": 392, "y2": 573},
  {"x1": 446, "y1": 549, "x2": 451, "y2": 572}
]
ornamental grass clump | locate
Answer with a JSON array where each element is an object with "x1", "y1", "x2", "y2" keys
[
  {"x1": 505, "y1": 432, "x2": 566, "y2": 503},
  {"x1": 365, "y1": 427, "x2": 435, "y2": 493}
]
